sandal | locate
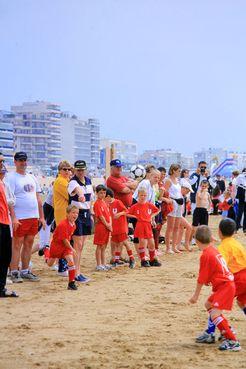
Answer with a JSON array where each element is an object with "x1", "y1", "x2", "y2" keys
[{"x1": 0, "y1": 289, "x2": 19, "y2": 298}]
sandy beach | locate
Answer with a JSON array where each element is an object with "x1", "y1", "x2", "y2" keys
[{"x1": 1, "y1": 216, "x2": 245, "y2": 369}]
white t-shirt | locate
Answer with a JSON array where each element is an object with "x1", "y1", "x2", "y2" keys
[
  {"x1": 6, "y1": 172, "x2": 41, "y2": 219},
  {"x1": 133, "y1": 179, "x2": 155, "y2": 204}
]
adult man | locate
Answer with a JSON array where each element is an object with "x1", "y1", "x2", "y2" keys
[
  {"x1": 0, "y1": 153, "x2": 18, "y2": 297},
  {"x1": 235, "y1": 168, "x2": 246, "y2": 233},
  {"x1": 106, "y1": 159, "x2": 138, "y2": 208},
  {"x1": 190, "y1": 161, "x2": 216, "y2": 213},
  {"x1": 68, "y1": 160, "x2": 93, "y2": 282},
  {"x1": 7, "y1": 152, "x2": 45, "y2": 282}
]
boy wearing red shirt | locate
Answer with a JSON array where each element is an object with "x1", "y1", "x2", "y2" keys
[
  {"x1": 93, "y1": 185, "x2": 112, "y2": 271},
  {"x1": 128, "y1": 188, "x2": 161, "y2": 267},
  {"x1": 189, "y1": 225, "x2": 241, "y2": 351},
  {"x1": 105, "y1": 188, "x2": 135, "y2": 268},
  {"x1": 45, "y1": 205, "x2": 79, "y2": 290}
]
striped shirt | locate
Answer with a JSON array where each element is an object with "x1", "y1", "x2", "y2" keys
[{"x1": 68, "y1": 175, "x2": 94, "y2": 210}]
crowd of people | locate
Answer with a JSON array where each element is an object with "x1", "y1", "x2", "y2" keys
[{"x1": 0, "y1": 151, "x2": 245, "y2": 351}]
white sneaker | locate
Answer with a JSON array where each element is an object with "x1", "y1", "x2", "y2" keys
[
  {"x1": 58, "y1": 270, "x2": 68, "y2": 277},
  {"x1": 50, "y1": 265, "x2": 59, "y2": 271},
  {"x1": 96, "y1": 265, "x2": 105, "y2": 271},
  {"x1": 191, "y1": 238, "x2": 196, "y2": 246},
  {"x1": 103, "y1": 265, "x2": 112, "y2": 270}
]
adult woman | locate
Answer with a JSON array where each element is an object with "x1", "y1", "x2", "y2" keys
[
  {"x1": 53, "y1": 160, "x2": 72, "y2": 274},
  {"x1": 164, "y1": 164, "x2": 183, "y2": 254}
]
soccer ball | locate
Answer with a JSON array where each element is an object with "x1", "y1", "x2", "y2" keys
[{"x1": 130, "y1": 164, "x2": 146, "y2": 180}]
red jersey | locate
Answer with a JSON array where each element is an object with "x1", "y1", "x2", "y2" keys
[
  {"x1": 109, "y1": 199, "x2": 128, "y2": 236},
  {"x1": 106, "y1": 175, "x2": 133, "y2": 208},
  {"x1": 198, "y1": 245, "x2": 234, "y2": 290},
  {"x1": 128, "y1": 202, "x2": 159, "y2": 223},
  {"x1": 93, "y1": 199, "x2": 111, "y2": 224},
  {"x1": 0, "y1": 181, "x2": 10, "y2": 225},
  {"x1": 51, "y1": 219, "x2": 76, "y2": 250}
]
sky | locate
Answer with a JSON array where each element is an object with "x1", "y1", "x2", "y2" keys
[{"x1": 1, "y1": 0, "x2": 246, "y2": 155}]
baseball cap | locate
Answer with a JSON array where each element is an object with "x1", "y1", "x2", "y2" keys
[
  {"x1": 110, "y1": 159, "x2": 122, "y2": 167},
  {"x1": 74, "y1": 160, "x2": 87, "y2": 170},
  {"x1": 181, "y1": 180, "x2": 193, "y2": 192},
  {"x1": 14, "y1": 152, "x2": 27, "y2": 160}
]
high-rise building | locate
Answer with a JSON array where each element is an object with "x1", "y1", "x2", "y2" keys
[
  {"x1": 89, "y1": 118, "x2": 100, "y2": 169},
  {"x1": 0, "y1": 110, "x2": 15, "y2": 165},
  {"x1": 100, "y1": 138, "x2": 138, "y2": 167},
  {"x1": 11, "y1": 101, "x2": 61, "y2": 169},
  {"x1": 60, "y1": 114, "x2": 100, "y2": 168},
  {"x1": 60, "y1": 113, "x2": 91, "y2": 165}
]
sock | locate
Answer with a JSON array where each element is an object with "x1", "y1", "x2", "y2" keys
[
  {"x1": 212, "y1": 315, "x2": 237, "y2": 341},
  {"x1": 58, "y1": 258, "x2": 68, "y2": 272},
  {"x1": 206, "y1": 316, "x2": 216, "y2": 334},
  {"x1": 115, "y1": 251, "x2": 120, "y2": 263},
  {"x1": 43, "y1": 248, "x2": 50, "y2": 261},
  {"x1": 68, "y1": 264, "x2": 76, "y2": 282},
  {"x1": 139, "y1": 248, "x2": 145, "y2": 261},
  {"x1": 149, "y1": 250, "x2": 155, "y2": 261},
  {"x1": 127, "y1": 250, "x2": 134, "y2": 260},
  {"x1": 243, "y1": 307, "x2": 246, "y2": 315},
  {"x1": 21, "y1": 269, "x2": 29, "y2": 275}
]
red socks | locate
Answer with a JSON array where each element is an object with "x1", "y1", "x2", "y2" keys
[
  {"x1": 127, "y1": 249, "x2": 134, "y2": 260},
  {"x1": 68, "y1": 265, "x2": 76, "y2": 282},
  {"x1": 139, "y1": 248, "x2": 146, "y2": 261},
  {"x1": 114, "y1": 251, "x2": 121, "y2": 263},
  {"x1": 149, "y1": 250, "x2": 155, "y2": 261},
  {"x1": 212, "y1": 315, "x2": 237, "y2": 341}
]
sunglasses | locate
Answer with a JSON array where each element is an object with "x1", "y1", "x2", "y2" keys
[
  {"x1": 77, "y1": 168, "x2": 86, "y2": 172},
  {"x1": 0, "y1": 160, "x2": 5, "y2": 163},
  {"x1": 62, "y1": 168, "x2": 71, "y2": 171}
]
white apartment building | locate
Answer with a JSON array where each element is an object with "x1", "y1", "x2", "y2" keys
[
  {"x1": 100, "y1": 138, "x2": 138, "y2": 165},
  {"x1": 11, "y1": 101, "x2": 61, "y2": 169},
  {"x1": 61, "y1": 114, "x2": 100, "y2": 168},
  {"x1": 0, "y1": 110, "x2": 15, "y2": 165},
  {"x1": 139, "y1": 149, "x2": 181, "y2": 168}
]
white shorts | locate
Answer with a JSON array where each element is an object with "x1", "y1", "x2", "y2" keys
[{"x1": 168, "y1": 200, "x2": 183, "y2": 218}]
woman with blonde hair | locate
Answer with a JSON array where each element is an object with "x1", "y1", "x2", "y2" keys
[{"x1": 164, "y1": 164, "x2": 183, "y2": 253}]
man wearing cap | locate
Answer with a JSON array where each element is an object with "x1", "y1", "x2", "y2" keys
[
  {"x1": 67, "y1": 160, "x2": 93, "y2": 282},
  {"x1": 0, "y1": 153, "x2": 18, "y2": 297},
  {"x1": 106, "y1": 159, "x2": 138, "y2": 208},
  {"x1": 6, "y1": 152, "x2": 45, "y2": 282},
  {"x1": 235, "y1": 168, "x2": 246, "y2": 233}
]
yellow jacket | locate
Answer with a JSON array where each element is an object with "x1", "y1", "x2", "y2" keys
[{"x1": 53, "y1": 175, "x2": 69, "y2": 225}]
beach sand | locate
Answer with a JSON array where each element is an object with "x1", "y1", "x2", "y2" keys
[{"x1": 1, "y1": 216, "x2": 245, "y2": 369}]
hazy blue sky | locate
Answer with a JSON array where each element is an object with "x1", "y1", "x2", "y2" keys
[{"x1": 1, "y1": 0, "x2": 246, "y2": 154}]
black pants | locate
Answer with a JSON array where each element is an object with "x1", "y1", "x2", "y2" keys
[
  {"x1": 0, "y1": 223, "x2": 12, "y2": 292},
  {"x1": 212, "y1": 199, "x2": 220, "y2": 215},
  {"x1": 236, "y1": 202, "x2": 246, "y2": 231}
]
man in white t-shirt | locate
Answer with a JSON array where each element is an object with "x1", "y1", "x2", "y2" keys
[{"x1": 6, "y1": 152, "x2": 45, "y2": 282}]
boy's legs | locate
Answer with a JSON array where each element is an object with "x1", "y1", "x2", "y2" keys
[
  {"x1": 100, "y1": 245, "x2": 107, "y2": 266},
  {"x1": 138, "y1": 239, "x2": 148, "y2": 266},
  {"x1": 47, "y1": 257, "x2": 56, "y2": 267},
  {"x1": 147, "y1": 238, "x2": 161, "y2": 266},
  {"x1": 123, "y1": 239, "x2": 135, "y2": 261},
  {"x1": 65, "y1": 254, "x2": 76, "y2": 283},
  {"x1": 95, "y1": 245, "x2": 102, "y2": 266}
]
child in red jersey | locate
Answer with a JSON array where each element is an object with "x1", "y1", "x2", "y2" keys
[
  {"x1": 128, "y1": 188, "x2": 161, "y2": 267},
  {"x1": 105, "y1": 188, "x2": 135, "y2": 269},
  {"x1": 93, "y1": 185, "x2": 112, "y2": 271},
  {"x1": 189, "y1": 225, "x2": 241, "y2": 351},
  {"x1": 45, "y1": 205, "x2": 79, "y2": 290}
]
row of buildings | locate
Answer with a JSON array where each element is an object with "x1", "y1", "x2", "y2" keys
[
  {"x1": 0, "y1": 101, "x2": 100, "y2": 172},
  {"x1": 1, "y1": 101, "x2": 246, "y2": 172}
]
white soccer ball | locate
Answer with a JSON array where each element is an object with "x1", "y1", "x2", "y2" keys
[{"x1": 130, "y1": 164, "x2": 146, "y2": 180}]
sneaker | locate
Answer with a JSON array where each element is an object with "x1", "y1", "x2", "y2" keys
[
  {"x1": 75, "y1": 274, "x2": 91, "y2": 283},
  {"x1": 20, "y1": 271, "x2": 40, "y2": 282},
  {"x1": 218, "y1": 326, "x2": 236, "y2": 341},
  {"x1": 129, "y1": 259, "x2": 136, "y2": 269},
  {"x1": 58, "y1": 270, "x2": 69, "y2": 277},
  {"x1": 103, "y1": 265, "x2": 112, "y2": 270},
  {"x1": 196, "y1": 331, "x2": 216, "y2": 344},
  {"x1": 6, "y1": 278, "x2": 13, "y2": 285},
  {"x1": 218, "y1": 339, "x2": 241, "y2": 351},
  {"x1": 96, "y1": 265, "x2": 106, "y2": 271},
  {"x1": 141, "y1": 260, "x2": 150, "y2": 268},
  {"x1": 191, "y1": 238, "x2": 196, "y2": 246},
  {"x1": 149, "y1": 259, "x2": 162, "y2": 267},
  {"x1": 67, "y1": 281, "x2": 78, "y2": 290},
  {"x1": 10, "y1": 271, "x2": 23, "y2": 283}
]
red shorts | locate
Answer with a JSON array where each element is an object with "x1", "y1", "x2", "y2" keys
[
  {"x1": 208, "y1": 282, "x2": 235, "y2": 311},
  {"x1": 49, "y1": 244, "x2": 74, "y2": 259},
  {"x1": 14, "y1": 218, "x2": 39, "y2": 238},
  {"x1": 94, "y1": 224, "x2": 110, "y2": 246},
  {"x1": 234, "y1": 269, "x2": 246, "y2": 305},
  {"x1": 111, "y1": 233, "x2": 128, "y2": 243},
  {"x1": 134, "y1": 222, "x2": 153, "y2": 239}
]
